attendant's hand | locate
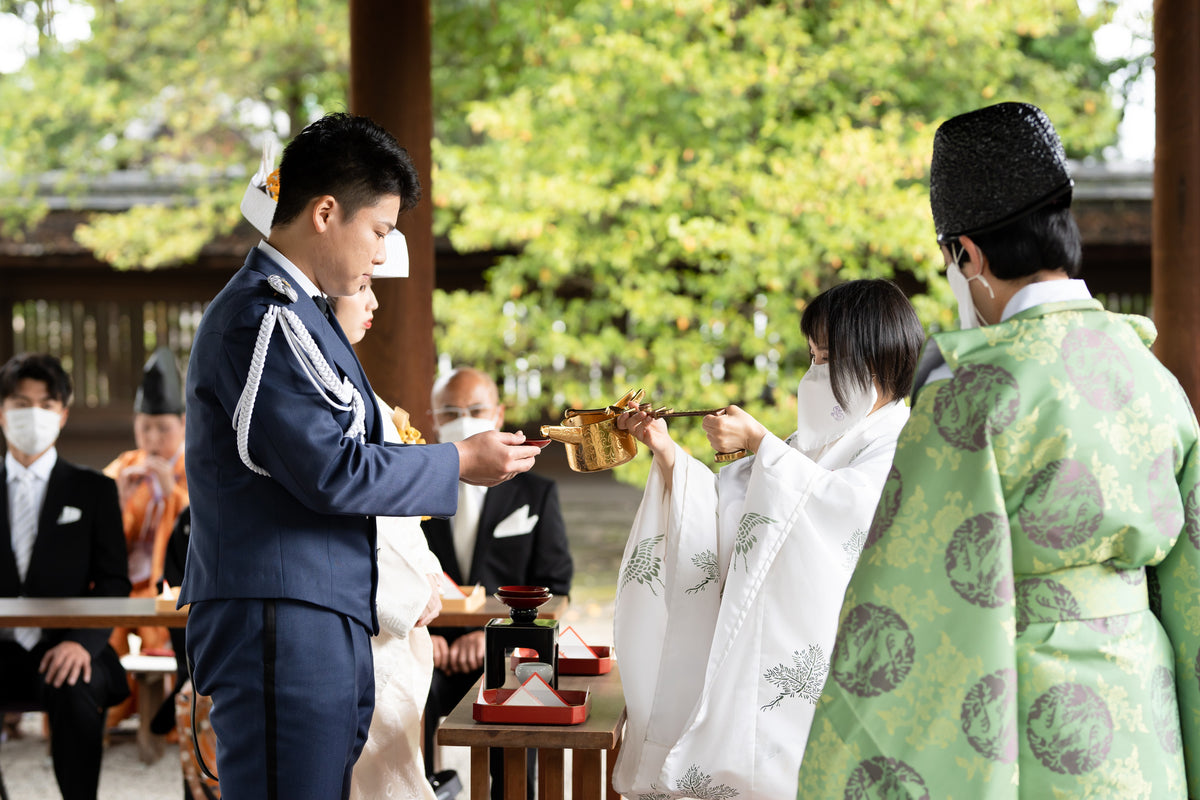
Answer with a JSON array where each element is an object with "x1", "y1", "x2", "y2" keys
[
  {"x1": 616, "y1": 409, "x2": 673, "y2": 455},
  {"x1": 445, "y1": 630, "x2": 486, "y2": 674},
  {"x1": 703, "y1": 405, "x2": 767, "y2": 456},
  {"x1": 454, "y1": 431, "x2": 540, "y2": 487},
  {"x1": 415, "y1": 574, "x2": 442, "y2": 628},
  {"x1": 40, "y1": 641, "x2": 91, "y2": 688},
  {"x1": 431, "y1": 635, "x2": 450, "y2": 671}
]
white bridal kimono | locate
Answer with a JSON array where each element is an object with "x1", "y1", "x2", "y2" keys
[
  {"x1": 613, "y1": 401, "x2": 910, "y2": 800},
  {"x1": 349, "y1": 396, "x2": 443, "y2": 800}
]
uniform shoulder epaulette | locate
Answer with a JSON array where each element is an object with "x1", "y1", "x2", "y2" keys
[{"x1": 265, "y1": 274, "x2": 298, "y2": 304}]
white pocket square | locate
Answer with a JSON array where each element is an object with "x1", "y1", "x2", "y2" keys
[
  {"x1": 493, "y1": 505, "x2": 539, "y2": 539},
  {"x1": 57, "y1": 506, "x2": 82, "y2": 525}
]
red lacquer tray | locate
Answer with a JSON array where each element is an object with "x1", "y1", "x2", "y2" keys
[{"x1": 472, "y1": 688, "x2": 591, "y2": 725}]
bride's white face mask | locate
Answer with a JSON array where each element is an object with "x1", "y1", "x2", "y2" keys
[{"x1": 793, "y1": 361, "x2": 877, "y2": 453}]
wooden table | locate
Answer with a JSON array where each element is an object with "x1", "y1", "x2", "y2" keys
[
  {"x1": 0, "y1": 594, "x2": 564, "y2": 630},
  {"x1": 0, "y1": 597, "x2": 188, "y2": 628},
  {"x1": 432, "y1": 595, "x2": 568, "y2": 628},
  {"x1": 436, "y1": 666, "x2": 625, "y2": 800}
]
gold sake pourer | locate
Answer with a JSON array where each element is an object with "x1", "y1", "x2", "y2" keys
[{"x1": 540, "y1": 389, "x2": 748, "y2": 472}]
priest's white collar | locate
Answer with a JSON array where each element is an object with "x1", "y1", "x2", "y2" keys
[{"x1": 1001, "y1": 278, "x2": 1091, "y2": 322}]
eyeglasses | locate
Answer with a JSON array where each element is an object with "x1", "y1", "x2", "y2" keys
[{"x1": 432, "y1": 404, "x2": 496, "y2": 425}]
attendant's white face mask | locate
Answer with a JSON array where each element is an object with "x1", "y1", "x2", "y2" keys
[
  {"x1": 2, "y1": 407, "x2": 65, "y2": 457},
  {"x1": 437, "y1": 414, "x2": 498, "y2": 444},
  {"x1": 945, "y1": 242, "x2": 994, "y2": 329},
  {"x1": 793, "y1": 362, "x2": 876, "y2": 452}
]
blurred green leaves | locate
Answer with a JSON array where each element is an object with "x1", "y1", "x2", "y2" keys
[{"x1": 429, "y1": 0, "x2": 1123, "y2": 482}]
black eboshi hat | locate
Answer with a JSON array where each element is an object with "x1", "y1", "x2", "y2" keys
[
  {"x1": 930, "y1": 102, "x2": 1074, "y2": 243},
  {"x1": 134, "y1": 346, "x2": 184, "y2": 416}
]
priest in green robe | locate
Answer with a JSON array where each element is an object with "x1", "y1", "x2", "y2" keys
[{"x1": 796, "y1": 102, "x2": 1200, "y2": 798}]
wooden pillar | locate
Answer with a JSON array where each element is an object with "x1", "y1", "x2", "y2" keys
[
  {"x1": 348, "y1": 0, "x2": 438, "y2": 437},
  {"x1": 1152, "y1": 0, "x2": 1200, "y2": 408}
]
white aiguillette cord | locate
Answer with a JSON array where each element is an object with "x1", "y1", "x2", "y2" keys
[{"x1": 232, "y1": 305, "x2": 366, "y2": 476}]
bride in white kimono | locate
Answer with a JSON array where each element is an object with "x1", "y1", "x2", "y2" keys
[
  {"x1": 332, "y1": 280, "x2": 445, "y2": 800},
  {"x1": 612, "y1": 279, "x2": 925, "y2": 800}
]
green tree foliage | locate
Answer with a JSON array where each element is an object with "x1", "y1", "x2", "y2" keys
[
  {"x1": 430, "y1": 0, "x2": 1123, "y2": 479},
  {"x1": 1, "y1": 0, "x2": 1132, "y2": 482},
  {"x1": 0, "y1": 0, "x2": 348, "y2": 267}
]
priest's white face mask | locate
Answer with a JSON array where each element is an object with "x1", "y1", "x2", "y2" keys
[
  {"x1": 793, "y1": 362, "x2": 877, "y2": 453},
  {"x1": 945, "y1": 241, "x2": 994, "y2": 329}
]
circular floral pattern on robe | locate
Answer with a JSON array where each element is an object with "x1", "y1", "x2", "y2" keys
[
  {"x1": 1083, "y1": 612, "x2": 1132, "y2": 636},
  {"x1": 843, "y1": 756, "x2": 929, "y2": 800},
  {"x1": 960, "y1": 669, "x2": 1019, "y2": 763},
  {"x1": 1150, "y1": 665, "x2": 1182, "y2": 755},
  {"x1": 1185, "y1": 485, "x2": 1200, "y2": 550},
  {"x1": 1026, "y1": 683, "x2": 1113, "y2": 774},
  {"x1": 866, "y1": 466, "x2": 902, "y2": 550},
  {"x1": 933, "y1": 364, "x2": 1021, "y2": 452},
  {"x1": 831, "y1": 603, "x2": 915, "y2": 697},
  {"x1": 945, "y1": 512, "x2": 1014, "y2": 608},
  {"x1": 1017, "y1": 459, "x2": 1104, "y2": 550},
  {"x1": 1147, "y1": 450, "x2": 1184, "y2": 539},
  {"x1": 1061, "y1": 328, "x2": 1134, "y2": 411},
  {"x1": 1015, "y1": 578, "x2": 1080, "y2": 633}
]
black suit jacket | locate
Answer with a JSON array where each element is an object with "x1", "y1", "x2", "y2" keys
[
  {"x1": 0, "y1": 456, "x2": 131, "y2": 658},
  {"x1": 422, "y1": 472, "x2": 572, "y2": 639}
]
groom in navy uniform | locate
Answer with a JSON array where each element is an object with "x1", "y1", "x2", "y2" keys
[
  {"x1": 179, "y1": 113, "x2": 541, "y2": 800},
  {"x1": 0, "y1": 353, "x2": 131, "y2": 800}
]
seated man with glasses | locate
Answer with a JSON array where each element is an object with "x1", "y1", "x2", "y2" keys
[{"x1": 421, "y1": 367, "x2": 573, "y2": 800}]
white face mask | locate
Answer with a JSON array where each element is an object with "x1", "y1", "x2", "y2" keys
[
  {"x1": 793, "y1": 362, "x2": 877, "y2": 453},
  {"x1": 3, "y1": 407, "x2": 64, "y2": 457},
  {"x1": 437, "y1": 414, "x2": 498, "y2": 444},
  {"x1": 946, "y1": 243, "x2": 994, "y2": 329}
]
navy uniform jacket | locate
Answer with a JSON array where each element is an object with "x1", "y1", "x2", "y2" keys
[{"x1": 179, "y1": 248, "x2": 460, "y2": 632}]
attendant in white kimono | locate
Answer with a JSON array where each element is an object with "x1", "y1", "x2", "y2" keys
[
  {"x1": 612, "y1": 279, "x2": 924, "y2": 800},
  {"x1": 332, "y1": 277, "x2": 444, "y2": 800}
]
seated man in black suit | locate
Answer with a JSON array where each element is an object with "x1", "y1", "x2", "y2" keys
[
  {"x1": 422, "y1": 367, "x2": 573, "y2": 800},
  {"x1": 0, "y1": 353, "x2": 131, "y2": 800}
]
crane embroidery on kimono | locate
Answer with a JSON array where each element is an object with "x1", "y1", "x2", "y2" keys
[
  {"x1": 674, "y1": 765, "x2": 739, "y2": 799},
  {"x1": 733, "y1": 513, "x2": 777, "y2": 571},
  {"x1": 621, "y1": 533, "x2": 666, "y2": 595},
  {"x1": 761, "y1": 644, "x2": 829, "y2": 711},
  {"x1": 685, "y1": 549, "x2": 719, "y2": 594},
  {"x1": 842, "y1": 528, "x2": 868, "y2": 570}
]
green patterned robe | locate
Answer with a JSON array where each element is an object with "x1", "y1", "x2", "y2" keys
[{"x1": 796, "y1": 299, "x2": 1200, "y2": 799}]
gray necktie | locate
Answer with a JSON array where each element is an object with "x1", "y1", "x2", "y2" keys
[{"x1": 10, "y1": 472, "x2": 41, "y2": 650}]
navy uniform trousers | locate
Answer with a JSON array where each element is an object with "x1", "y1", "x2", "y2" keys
[{"x1": 186, "y1": 598, "x2": 374, "y2": 800}]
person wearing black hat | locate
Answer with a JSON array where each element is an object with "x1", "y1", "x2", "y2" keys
[
  {"x1": 102, "y1": 346, "x2": 189, "y2": 727},
  {"x1": 103, "y1": 347, "x2": 188, "y2": 652},
  {"x1": 797, "y1": 102, "x2": 1200, "y2": 797}
]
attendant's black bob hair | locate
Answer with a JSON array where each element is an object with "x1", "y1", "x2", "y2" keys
[{"x1": 800, "y1": 279, "x2": 925, "y2": 408}]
